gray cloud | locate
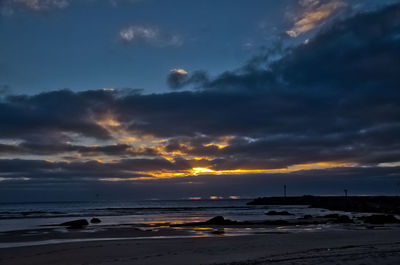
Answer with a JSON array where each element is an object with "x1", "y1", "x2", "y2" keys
[
  {"x1": 0, "y1": 142, "x2": 158, "y2": 157},
  {"x1": 0, "y1": 0, "x2": 143, "y2": 15},
  {"x1": 0, "y1": 0, "x2": 69, "y2": 14},
  {"x1": 119, "y1": 25, "x2": 183, "y2": 47},
  {"x1": 167, "y1": 70, "x2": 208, "y2": 90},
  {"x1": 1, "y1": 3, "x2": 400, "y2": 199}
]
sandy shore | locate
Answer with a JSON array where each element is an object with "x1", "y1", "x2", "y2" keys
[{"x1": 1, "y1": 229, "x2": 399, "y2": 265}]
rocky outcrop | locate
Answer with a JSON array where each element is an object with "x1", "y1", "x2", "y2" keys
[
  {"x1": 205, "y1": 216, "x2": 238, "y2": 225},
  {"x1": 90, "y1": 218, "x2": 101, "y2": 224},
  {"x1": 248, "y1": 196, "x2": 400, "y2": 214},
  {"x1": 60, "y1": 219, "x2": 89, "y2": 229},
  {"x1": 359, "y1": 215, "x2": 400, "y2": 224}
]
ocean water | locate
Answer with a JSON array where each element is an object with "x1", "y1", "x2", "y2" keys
[{"x1": 0, "y1": 199, "x2": 345, "y2": 232}]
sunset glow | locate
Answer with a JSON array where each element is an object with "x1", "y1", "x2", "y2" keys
[
  {"x1": 1, "y1": 0, "x2": 399, "y2": 201},
  {"x1": 98, "y1": 161, "x2": 357, "y2": 181}
]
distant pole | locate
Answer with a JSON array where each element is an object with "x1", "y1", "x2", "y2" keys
[
  {"x1": 284, "y1": 185, "x2": 287, "y2": 198},
  {"x1": 344, "y1": 189, "x2": 348, "y2": 198},
  {"x1": 398, "y1": 183, "x2": 400, "y2": 197}
]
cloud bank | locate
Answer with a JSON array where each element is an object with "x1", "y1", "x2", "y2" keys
[{"x1": 1, "y1": 3, "x2": 400, "y2": 200}]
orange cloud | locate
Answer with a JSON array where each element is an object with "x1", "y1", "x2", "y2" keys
[
  {"x1": 287, "y1": 0, "x2": 345, "y2": 37},
  {"x1": 99, "y1": 161, "x2": 357, "y2": 181}
]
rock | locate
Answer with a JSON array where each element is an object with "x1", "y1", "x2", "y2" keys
[
  {"x1": 170, "y1": 216, "x2": 238, "y2": 227},
  {"x1": 333, "y1": 215, "x2": 353, "y2": 223},
  {"x1": 205, "y1": 216, "x2": 236, "y2": 225},
  {"x1": 60, "y1": 219, "x2": 89, "y2": 229},
  {"x1": 359, "y1": 215, "x2": 400, "y2": 224},
  {"x1": 90, "y1": 218, "x2": 101, "y2": 224},
  {"x1": 262, "y1": 220, "x2": 289, "y2": 225},
  {"x1": 206, "y1": 216, "x2": 225, "y2": 224},
  {"x1": 248, "y1": 196, "x2": 400, "y2": 214},
  {"x1": 317, "y1": 214, "x2": 353, "y2": 223},
  {"x1": 265, "y1": 211, "x2": 294, "y2": 216},
  {"x1": 302, "y1": 215, "x2": 313, "y2": 219}
]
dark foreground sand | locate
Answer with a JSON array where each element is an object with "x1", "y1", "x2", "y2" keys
[{"x1": 1, "y1": 229, "x2": 400, "y2": 265}]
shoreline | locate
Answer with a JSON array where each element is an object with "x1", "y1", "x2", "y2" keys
[
  {"x1": 1, "y1": 229, "x2": 400, "y2": 265},
  {"x1": 2, "y1": 199, "x2": 400, "y2": 264},
  {"x1": 2, "y1": 212, "x2": 400, "y2": 248}
]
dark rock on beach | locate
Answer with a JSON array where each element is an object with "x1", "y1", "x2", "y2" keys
[
  {"x1": 308, "y1": 214, "x2": 354, "y2": 223},
  {"x1": 170, "y1": 216, "x2": 238, "y2": 227},
  {"x1": 205, "y1": 216, "x2": 238, "y2": 225},
  {"x1": 262, "y1": 220, "x2": 289, "y2": 225},
  {"x1": 301, "y1": 215, "x2": 313, "y2": 219},
  {"x1": 171, "y1": 213, "x2": 358, "y2": 228},
  {"x1": 172, "y1": 216, "x2": 329, "y2": 227},
  {"x1": 296, "y1": 214, "x2": 354, "y2": 224},
  {"x1": 90, "y1": 218, "x2": 101, "y2": 224},
  {"x1": 359, "y1": 215, "x2": 400, "y2": 224},
  {"x1": 332, "y1": 215, "x2": 353, "y2": 223},
  {"x1": 60, "y1": 219, "x2": 89, "y2": 229}
]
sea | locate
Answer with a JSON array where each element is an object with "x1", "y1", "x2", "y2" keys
[{"x1": 0, "y1": 199, "x2": 349, "y2": 233}]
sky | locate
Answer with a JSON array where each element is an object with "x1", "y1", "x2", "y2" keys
[{"x1": 0, "y1": 0, "x2": 400, "y2": 202}]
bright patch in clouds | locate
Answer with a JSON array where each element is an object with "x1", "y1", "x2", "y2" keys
[
  {"x1": 287, "y1": 0, "x2": 345, "y2": 37},
  {"x1": 378, "y1": 162, "x2": 400, "y2": 168},
  {"x1": 98, "y1": 161, "x2": 358, "y2": 182},
  {"x1": 171, "y1": 69, "x2": 188, "y2": 76}
]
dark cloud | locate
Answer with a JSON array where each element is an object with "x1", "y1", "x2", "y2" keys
[
  {"x1": 273, "y1": 3, "x2": 400, "y2": 91},
  {"x1": 0, "y1": 90, "x2": 115, "y2": 140},
  {"x1": 0, "y1": 157, "x2": 191, "y2": 180},
  {"x1": 1, "y1": 160, "x2": 399, "y2": 202},
  {"x1": 172, "y1": 3, "x2": 400, "y2": 94},
  {"x1": 167, "y1": 70, "x2": 209, "y2": 90},
  {"x1": 1, "y1": 3, "x2": 400, "y2": 199},
  {"x1": 1, "y1": 4, "x2": 398, "y2": 141},
  {"x1": 0, "y1": 143, "x2": 20, "y2": 154},
  {"x1": 0, "y1": 142, "x2": 158, "y2": 157}
]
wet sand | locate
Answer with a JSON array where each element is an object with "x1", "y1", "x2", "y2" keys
[{"x1": 1, "y1": 229, "x2": 399, "y2": 265}]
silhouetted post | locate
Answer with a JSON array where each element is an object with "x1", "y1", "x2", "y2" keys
[
  {"x1": 397, "y1": 183, "x2": 400, "y2": 197},
  {"x1": 344, "y1": 189, "x2": 348, "y2": 211},
  {"x1": 284, "y1": 185, "x2": 287, "y2": 198}
]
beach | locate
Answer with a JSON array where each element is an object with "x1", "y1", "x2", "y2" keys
[
  {"x1": 1, "y1": 229, "x2": 400, "y2": 265},
  {"x1": 1, "y1": 199, "x2": 400, "y2": 264}
]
